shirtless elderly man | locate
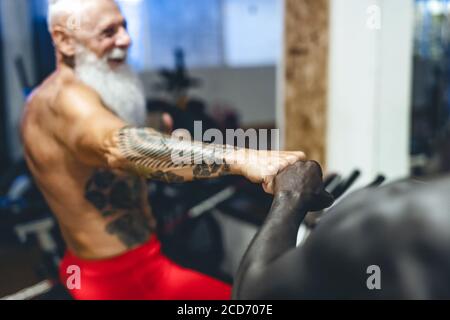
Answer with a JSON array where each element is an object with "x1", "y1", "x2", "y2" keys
[{"x1": 20, "y1": 0, "x2": 304, "y2": 300}]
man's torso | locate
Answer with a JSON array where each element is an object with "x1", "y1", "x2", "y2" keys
[{"x1": 21, "y1": 70, "x2": 156, "y2": 260}]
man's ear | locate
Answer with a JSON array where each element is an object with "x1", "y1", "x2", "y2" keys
[{"x1": 51, "y1": 26, "x2": 77, "y2": 57}]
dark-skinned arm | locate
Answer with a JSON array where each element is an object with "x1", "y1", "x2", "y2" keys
[{"x1": 232, "y1": 161, "x2": 334, "y2": 299}]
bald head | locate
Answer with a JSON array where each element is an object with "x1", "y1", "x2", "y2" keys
[
  {"x1": 48, "y1": 0, "x2": 131, "y2": 68},
  {"x1": 48, "y1": 0, "x2": 108, "y2": 32}
]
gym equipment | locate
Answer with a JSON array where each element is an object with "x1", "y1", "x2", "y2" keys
[
  {"x1": 330, "y1": 170, "x2": 361, "y2": 199},
  {"x1": 0, "y1": 161, "x2": 68, "y2": 299},
  {"x1": 187, "y1": 187, "x2": 236, "y2": 219},
  {"x1": 366, "y1": 175, "x2": 386, "y2": 188},
  {"x1": 1, "y1": 280, "x2": 54, "y2": 300},
  {"x1": 153, "y1": 48, "x2": 201, "y2": 105},
  {"x1": 300, "y1": 170, "x2": 387, "y2": 245},
  {"x1": 323, "y1": 173, "x2": 340, "y2": 188}
]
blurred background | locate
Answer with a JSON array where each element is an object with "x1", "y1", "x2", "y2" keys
[{"x1": 0, "y1": 0, "x2": 449, "y2": 299}]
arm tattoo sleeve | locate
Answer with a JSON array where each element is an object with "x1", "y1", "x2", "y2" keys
[{"x1": 116, "y1": 127, "x2": 235, "y2": 182}]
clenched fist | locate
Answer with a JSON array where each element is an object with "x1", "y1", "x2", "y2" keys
[{"x1": 274, "y1": 161, "x2": 334, "y2": 211}]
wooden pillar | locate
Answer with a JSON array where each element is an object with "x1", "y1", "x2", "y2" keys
[{"x1": 283, "y1": 0, "x2": 329, "y2": 166}]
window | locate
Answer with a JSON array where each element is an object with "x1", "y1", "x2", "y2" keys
[
  {"x1": 223, "y1": 0, "x2": 283, "y2": 67},
  {"x1": 145, "y1": 0, "x2": 223, "y2": 69},
  {"x1": 36, "y1": 0, "x2": 283, "y2": 70},
  {"x1": 119, "y1": 0, "x2": 282, "y2": 69},
  {"x1": 117, "y1": 0, "x2": 150, "y2": 70}
]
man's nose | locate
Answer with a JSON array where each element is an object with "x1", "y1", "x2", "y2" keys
[{"x1": 115, "y1": 27, "x2": 132, "y2": 48}]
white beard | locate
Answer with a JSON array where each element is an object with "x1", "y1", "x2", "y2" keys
[{"x1": 74, "y1": 46, "x2": 147, "y2": 126}]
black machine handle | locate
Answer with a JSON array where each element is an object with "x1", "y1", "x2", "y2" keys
[
  {"x1": 366, "y1": 175, "x2": 386, "y2": 188},
  {"x1": 323, "y1": 173, "x2": 340, "y2": 189},
  {"x1": 331, "y1": 170, "x2": 361, "y2": 200}
]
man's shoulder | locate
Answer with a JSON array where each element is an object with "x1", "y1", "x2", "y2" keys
[
  {"x1": 23, "y1": 72, "x2": 75, "y2": 115},
  {"x1": 21, "y1": 84, "x2": 51, "y2": 137},
  {"x1": 54, "y1": 80, "x2": 103, "y2": 119},
  {"x1": 22, "y1": 74, "x2": 99, "y2": 136},
  {"x1": 28, "y1": 70, "x2": 100, "y2": 110},
  {"x1": 57, "y1": 80, "x2": 98, "y2": 100}
]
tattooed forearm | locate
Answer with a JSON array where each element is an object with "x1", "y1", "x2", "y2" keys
[
  {"x1": 148, "y1": 171, "x2": 185, "y2": 183},
  {"x1": 193, "y1": 163, "x2": 231, "y2": 178},
  {"x1": 116, "y1": 127, "x2": 236, "y2": 182}
]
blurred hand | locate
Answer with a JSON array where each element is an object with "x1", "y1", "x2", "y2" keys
[
  {"x1": 147, "y1": 112, "x2": 173, "y2": 134},
  {"x1": 274, "y1": 161, "x2": 334, "y2": 211},
  {"x1": 161, "y1": 112, "x2": 173, "y2": 134}
]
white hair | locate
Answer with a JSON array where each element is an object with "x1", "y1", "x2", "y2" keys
[
  {"x1": 47, "y1": 0, "x2": 84, "y2": 31},
  {"x1": 47, "y1": 0, "x2": 118, "y2": 31}
]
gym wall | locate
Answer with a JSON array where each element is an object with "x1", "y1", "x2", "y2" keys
[
  {"x1": 0, "y1": 0, "x2": 36, "y2": 163},
  {"x1": 278, "y1": 0, "x2": 414, "y2": 189}
]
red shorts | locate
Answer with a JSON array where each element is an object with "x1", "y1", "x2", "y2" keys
[{"x1": 59, "y1": 235, "x2": 231, "y2": 300}]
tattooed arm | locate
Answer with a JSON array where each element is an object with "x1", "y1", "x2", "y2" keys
[
  {"x1": 113, "y1": 126, "x2": 237, "y2": 182},
  {"x1": 54, "y1": 83, "x2": 304, "y2": 189}
]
